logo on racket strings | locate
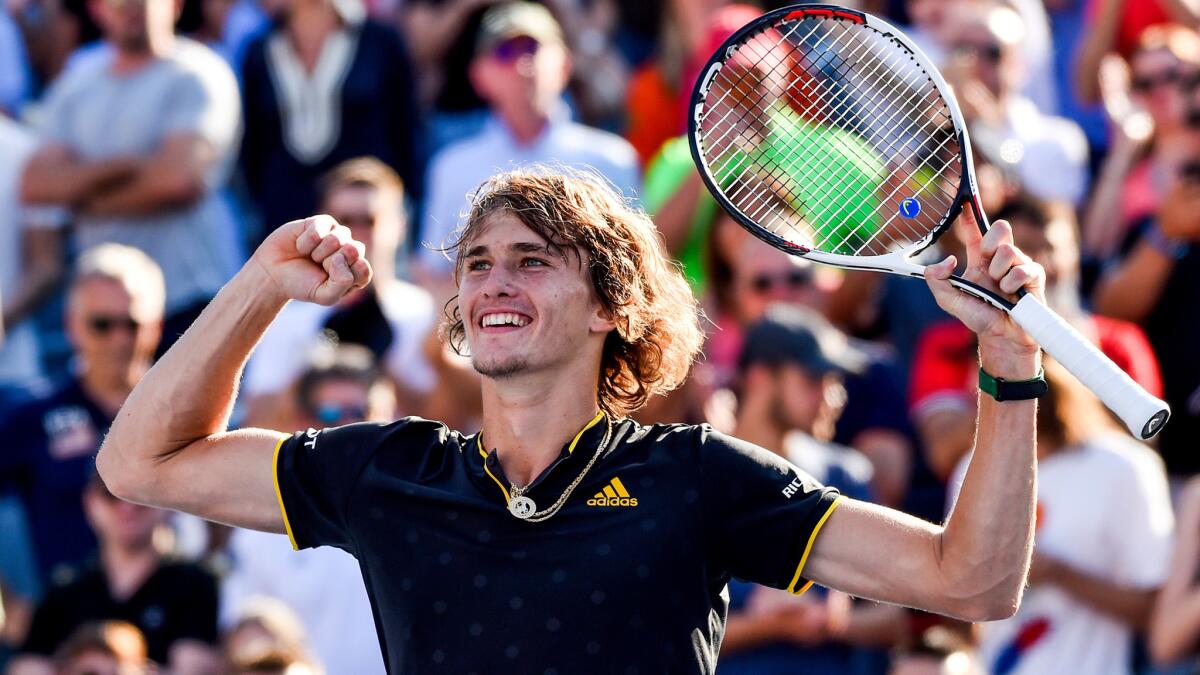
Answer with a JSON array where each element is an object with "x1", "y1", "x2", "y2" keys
[{"x1": 900, "y1": 197, "x2": 921, "y2": 219}]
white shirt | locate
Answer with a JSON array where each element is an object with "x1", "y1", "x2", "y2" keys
[
  {"x1": 418, "y1": 106, "x2": 640, "y2": 273},
  {"x1": 971, "y1": 96, "x2": 1089, "y2": 205},
  {"x1": 222, "y1": 528, "x2": 386, "y2": 675},
  {"x1": 244, "y1": 280, "x2": 437, "y2": 396},
  {"x1": 950, "y1": 434, "x2": 1174, "y2": 675}
]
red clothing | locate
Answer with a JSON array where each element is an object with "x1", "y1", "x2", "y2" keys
[
  {"x1": 909, "y1": 315, "x2": 1163, "y2": 414},
  {"x1": 1086, "y1": 0, "x2": 1172, "y2": 57}
]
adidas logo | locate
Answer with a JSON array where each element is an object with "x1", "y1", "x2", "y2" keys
[{"x1": 586, "y1": 477, "x2": 638, "y2": 507}]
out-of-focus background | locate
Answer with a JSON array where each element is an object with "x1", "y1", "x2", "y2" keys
[{"x1": 0, "y1": 0, "x2": 1199, "y2": 672}]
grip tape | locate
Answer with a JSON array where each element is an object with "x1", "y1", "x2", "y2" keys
[{"x1": 1009, "y1": 295, "x2": 1169, "y2": 439}]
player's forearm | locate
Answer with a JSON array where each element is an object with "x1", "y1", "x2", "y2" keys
[
  {"x1": 99, "y1": 264, "x2": 287, "y2": 484},
  {"x1": 937, "y1": 343, "x2": 1039, "y2": 620}
]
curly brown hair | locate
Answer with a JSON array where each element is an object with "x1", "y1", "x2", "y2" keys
[{"x1": 443, "y1": 168, "x2": 704, "y2": 418}]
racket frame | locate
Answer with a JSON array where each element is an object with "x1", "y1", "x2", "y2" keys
[{"x1": 688, "y1": 3, "x2": 1011, "y2": 312}]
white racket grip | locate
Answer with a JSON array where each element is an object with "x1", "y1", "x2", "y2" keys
[{"x1": 1009, "y1": 294, "x2": 1170, "y2": 439}]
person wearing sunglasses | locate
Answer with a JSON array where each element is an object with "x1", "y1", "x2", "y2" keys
[
  {"x1": 939, "y1": 1, "x2": 1088, "y2": 206},
  {"x1": 224, "y1": 345, "x2": 391, "y2": 675},
  {"x1": 417, "y1": 1, "x2": 640, "y2": 286},
  {"x1": 0, "y1": 244, "x2": 163, "y2": 603}
]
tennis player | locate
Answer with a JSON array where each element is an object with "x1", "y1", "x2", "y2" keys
[{"x1": 99, "y1": 169, "x2": 1044, "y2": 673}]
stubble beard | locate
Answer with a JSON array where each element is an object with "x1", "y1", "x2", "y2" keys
[{"x1": 472, "y1": 354, "x2": 532, "y2": 380}]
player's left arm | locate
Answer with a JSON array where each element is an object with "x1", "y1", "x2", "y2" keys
[{"x1": 803, "y1": 220, "x2": 1042, "y2": 622}]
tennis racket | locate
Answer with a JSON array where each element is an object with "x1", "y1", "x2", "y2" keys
[{"x1": 687, "y1": 4, "x2": 1170, "y2": 439}]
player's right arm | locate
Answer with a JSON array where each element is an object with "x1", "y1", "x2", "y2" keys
[{"x1": 96, "y1": 216, "x2": 371, "y2": 532}]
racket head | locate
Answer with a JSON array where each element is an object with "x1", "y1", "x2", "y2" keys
[{"x1": 687, "y1": 4, "x2": 983, "y2": 266}]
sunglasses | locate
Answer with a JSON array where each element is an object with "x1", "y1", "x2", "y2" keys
[
  {"x1": 1131, "y1": 68, "x2": 1183, "y2": 93},
  {"x1": 952, "y1": 42, "x2": 1003, "y2": 63},
  {"x1": 334, "y1": 212, "x2": 377, "y2": 229},
  {"x1": 749, "y1": 269, "x2": 813, "y2": 294},
  {"x1": 312, "y1": 404, "x2": 369, "y2": 425},
  {"x1": 87, "y1": 315, "x2": 140, "y2": 335},
  {"x1": 493, "y1": 35, "x2": 541, "y2": 63}
]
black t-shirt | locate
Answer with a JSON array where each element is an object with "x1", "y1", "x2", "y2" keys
[
  {"x1": 273, "y1": 414, "x2": 841, "y2": 674},
  {"x1": 22, "y1": 559, "x2": 219, "y2": 664},
  {"x1": 0, "y1": 378, "x2": 110, "y2": 585}
]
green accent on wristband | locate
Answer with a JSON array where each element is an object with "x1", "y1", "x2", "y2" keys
[{"x1": 979, "y1": 366, "x2": 1047, "y2": 402}]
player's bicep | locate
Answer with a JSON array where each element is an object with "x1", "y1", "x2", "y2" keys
[
  {"x1": 148, "y1": 428, "x2": 290, "y2": 534},
  {"x1": 802, "y1": 498, "x2": 952, "y2": 612}
]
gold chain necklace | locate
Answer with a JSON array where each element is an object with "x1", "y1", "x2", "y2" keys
[{"x1": 507, "y1": 418, "x2": 613, "y2": 522}]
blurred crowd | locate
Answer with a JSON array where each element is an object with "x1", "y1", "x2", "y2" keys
[{"x1": 1, "y1": 0, "x2": 1199, "y2": 672}]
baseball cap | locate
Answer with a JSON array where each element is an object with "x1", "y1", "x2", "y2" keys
[
  {"x1": 476, "y1": 2, "x2": 564, "y2": 56},
  {"x1": 739, "y1": 305, "x2": 866, "y2": 376}
]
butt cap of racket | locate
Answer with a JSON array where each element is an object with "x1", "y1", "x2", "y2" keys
[{"x1": 1009, "y1": 295, "x2": 1170, "y2": 440}]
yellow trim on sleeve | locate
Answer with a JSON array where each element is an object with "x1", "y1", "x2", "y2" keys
[
  {"x1": 787, "y1": 495, "x2": 844, "y2": 595},
  {"x1": 271, "y1": 434, "x2": 300, "y2": 551}
]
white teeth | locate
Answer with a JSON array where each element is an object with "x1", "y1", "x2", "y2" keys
[{"x1": 482, "y1": 313, "x2": 530, "y2": 327}]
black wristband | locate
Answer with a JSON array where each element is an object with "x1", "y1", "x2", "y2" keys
[{"x1": 978, "y1": 366, "x2": 1047, "y2": 401}]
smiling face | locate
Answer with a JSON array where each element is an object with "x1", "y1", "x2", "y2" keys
[{"x1": 457, "y1": 212, "x2": 614, "y2": 381}]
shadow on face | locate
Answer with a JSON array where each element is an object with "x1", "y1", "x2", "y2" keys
[{"x1": 67, "y1": 277, "x2": 162, "y2": 383}]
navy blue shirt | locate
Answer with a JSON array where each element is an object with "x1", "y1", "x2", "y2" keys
[
  {"x1": 239, "y1": 20, "x2": 424, "y2": 240},
  {"x1": 0, "y1": 378, "x2": 108, "y2": 584},
  {"x1": 274, "y1": 414, "x2": 842, "y2": 674}
]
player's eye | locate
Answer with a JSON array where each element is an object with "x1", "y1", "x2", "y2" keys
[
  {"x1": 466, "y1": 259, "x2": 491, "y2": 271},
  {"x1": 521, "y1": 257, "x2": 548, "y2": 267}
]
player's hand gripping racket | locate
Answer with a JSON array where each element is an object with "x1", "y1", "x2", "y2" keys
[{"x1": 687, "y1": 4, "x2": 1170, "y2": 439}]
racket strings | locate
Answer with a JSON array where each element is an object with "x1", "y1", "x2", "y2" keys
[
  {"x1": 696, "y1": 16, "x2": 962, "y2": 256},
  {"x1": 706, "y1": 23, "x2": 957, "y2": 252},
  {"x1": 755, "y1": 45, "x2": 959, "y2": 249}
]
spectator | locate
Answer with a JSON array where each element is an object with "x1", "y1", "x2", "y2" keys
[
  {"x1": 417, "y1": 1, "x2": 640, "y2": 279},
  {"x1": 910, "y1": 195, "x2": 1162, "y2": 480},
  {"x1": 0, "y1": 245, "x2": 164, "y2": 592},
  {"x1": 223, "y1": 598, "x2": 317, "y2": 675},
  {"x1": 239, "y1": 0, "x2": 423, "y2": 241},
  {"x1": 949, "y1": 361, "x2": 1174, "y2": 675},
  {"x1": 939, "y1": 1, "x2": 1089, "y2": 204},
  {"x1": 1092, "y1": 76, "x2": 1200, "y2": 478},
  {"x1": 1149, "y1": 476, "x2": 1200, "y2": 668},
  {"x1": 12, "y1": 473, "x2": 220, "y2": 673},
  {"x1": 52, "y1": 621, "x2": 149, "y2": 675},
  {"x1": 721, "y1": 305, "x2": 903, "y2": 673},
  {"x1": 224, "y1": 345, "x2": 389, "y2": 675},
  {"x1": 19, "y1": 0, "x2": 242, "y2": 355},
  {"x1": 1075, "y1": 0, "x2": 1200, "y2": 101},
  {"x1": 1082, "y1": 25, "x2": 1200, "y2": 269},
  {"x1": 242, "y1": 158, "x2": 438, "y2": 427}
]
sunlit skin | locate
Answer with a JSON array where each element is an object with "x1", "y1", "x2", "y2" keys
[{"x1": 457, "y1": 213, "x2": 614, "y2": 380}]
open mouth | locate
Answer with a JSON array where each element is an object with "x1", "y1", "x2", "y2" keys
[{"x1": 479, "y1": 312, "x2": 533, "y2": 331}]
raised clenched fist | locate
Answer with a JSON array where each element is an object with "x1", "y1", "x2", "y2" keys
[{"x1": 251, "y1": 215, "x2": 373, "y2": 306}]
